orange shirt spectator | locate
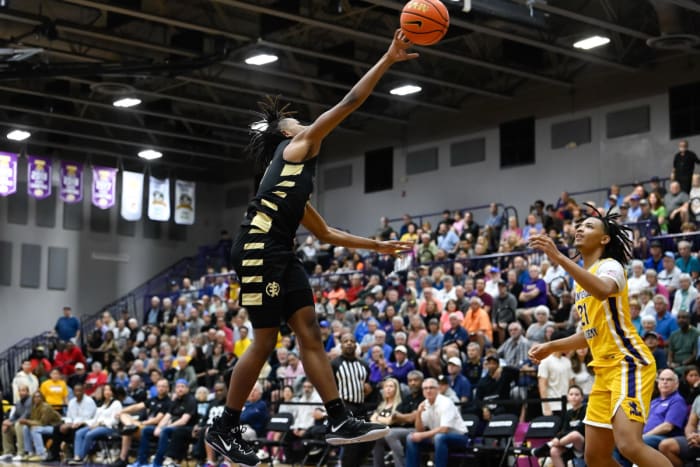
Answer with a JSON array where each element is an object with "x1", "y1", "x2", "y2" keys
[
  {"x1": 327, "y1": 284, "x2": 347, "y2": 307},
  {"x1": 462, "y1": 299, "x2": 493, "y2": 342}
]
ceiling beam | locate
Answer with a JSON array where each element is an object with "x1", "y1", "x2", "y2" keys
[
  {"x1": 209, "y1": 0, "x2": 572, "y2": 87},
  {"x1": 658, "y1": 0, "x2": 700, "y2": 14},
  {"x1": 360, "y1": 0, "x2": 638, "y2": 72},
  {"x1": 61, "y1": 0, "x2": 509, "y2": 100}
]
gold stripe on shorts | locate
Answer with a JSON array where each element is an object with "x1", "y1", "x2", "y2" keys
[
  {"x1": 242, "y1": 259, "x2": 263, "y2": 266},
  {"x1": 243, "y1": 242, "x2": 265, "y2": 250},
  {"x1": 261, "y1": 199, "x2": 278, "y2": 211},
  {"x1": 272, "y1": 191, "x2": 287, "y2": 198},
  {"x1": 281, "y1": 163, "x2": 303, "y2": 176},
  {"x1": 276, "y1": 180, "x2": 295, "y2": 188},
  {"x1": 250, "y1": 211, "x2": 272, "y2": 233},
  {"x1": 241, "y1": 276, "x2": 263, "y2": 283},
  {"x1": 248, "y1": 229, "x2": 266, "y2": 234},
  {"x1": 241, "y1": 293, "x2": 263, "y2": 306}
]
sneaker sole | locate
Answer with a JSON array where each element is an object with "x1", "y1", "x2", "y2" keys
[
  {"x1": 204, "y1": 439, "x2": 259, "y2": 467},
  {"x1": 325, "y1": 426, "x2": 390, "y2": 446}
]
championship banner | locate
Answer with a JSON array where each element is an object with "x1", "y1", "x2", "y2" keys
[
  {"x1": 120, "y1": 171, "x2": 144, "y2": 221},
  {"x1": 174, "y1": 180, "x2": 195, "y2": 225},
  {"x1": 147, "y1": 176, "x2": 170, "y2": 222},
  {"x1": 92, "y1": 165, "x2": 117, "y2": 209},
  {"x1": 59, "y1": 161, "x2": 83, "y2": 203},
  {"x1": 27, "y1": 155, "x2": 52, "y2": 199},
  {"x1": 0, "y1": 151, "x2": 18, "y2": 196}
]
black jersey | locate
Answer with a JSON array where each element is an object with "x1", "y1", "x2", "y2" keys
[{"x1": 240, "y1": 140, "x2": 317, "y2": 248}]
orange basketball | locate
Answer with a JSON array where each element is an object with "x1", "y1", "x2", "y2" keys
[{"x1": 400, "y1": 0, "x2": 450, "y2": 46}]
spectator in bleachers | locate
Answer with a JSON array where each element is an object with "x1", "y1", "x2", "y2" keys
[
  {"x1": 420, "y1": 319, "x2": 443, "y2": 377},
  {"x1": 619, "y1": 202, "x2": 633, "y2": 223},
  {"x1": 473, "y1": 278, "x2": 493, "y2": 315},
  {"x1": 12, "y1": 361, "x2": 39, "y2": 404},
  {"x1": 666, "y1": 181, "x2": 689, "y2": 233},
  {"x1": 492, "y1": 280, "x2": 517, "y2": 345},
  {"x1": 474, "y1": 355, "x2": 512, "y2": 419},
  {"x1": 659, "y1": 392, "x2": 700, "y2": 466},
  {"x1": 531, "y1": 385, "x2": 587, "y2": 467},
  {"x1": 390, "y1": 345, "x2": 416, "y2": 384},
  {"x1": 628, "y1": 260, "x2": 650, "y2": 298},
  {"x1": 28, "y1": 346, "x2": 52, "y2": 382},
  {"x1": 405, "y1": 377, "x2": 469, "y2": 467},
  {"x1": 630, "y1": 299, "x2": 643, "y2": 334},
  {"x1": 519, "y1": 265, "x2": 548, "y2": 325},
  {"x1": 40, "y1": 369, "x2": 68, "y2": 408},
  {"x1": 443, "y1": 312, "x2": 468, "y2": 351},
  {"x1": 646, "y1": 269, "x2": 669, "y2": 301},
  {"x1": 497, "y1": 321, "x2": 532, "y2": 368},
  {"x1": 679, "y1": 366, "x2": 700, "y2": 405},
  {"x1": 676, "y1": 242, "x2": 700, "y2": 279},
  {"x1": 628, "y1": 195, "x2": 643, "y2": 222},
  {"x1": 444, "y1": 357, "x2": 471, "y2": 406},
  {"x1": 407, "y1": 315, "x2": 427, "y2": 355},
  {"x1": 660, "y1": 252, "x2": 682, "y2": 295},
  {"x1": 54, "y1": 306, "x2": 81, "y2": 343},
  {"x1": 570, "y1": 347, "x2": 595, "y2": 395},
  {"x1": 132, "y1": 379, "x2": 197, "y2": 467},
  {"x1": 526, "y1": 305, "x2": 555, "y2": 344},
  {"x1": 644, "y1": 330, "x2": 668, "y2": 370},
  {"x1": 436, "y1": 222, "x2": 460, "y2": 257},
  {"x1": 673, "y1": 274, "x2": 698, "y2": 315},
  {"x1": 1, "y1": 384, "x2": 31, "y2": 461},
  {"x1": 653, "y1": 295, "x2": 679, "y2": 340},
  {"x1": 537, "y1": 338, "x2": 574, "y2": 416},
  {"x1": 522, "y1": 213, "x2": 544, "y2": 243},
  {"x1": 614, "y1": 369, "x2": 687, "y2": 467},
  {"x1": 84, "y1": 362, "x2": 108, "y2": 397},
  {"x1": 671, "y1": 140, "x2": 698, "y2": 194},
  {"x1": 648, "y1": 191, "x2": 669, "y2": 234},
  {"x1": 646, "y1": 241, "x2": 666, "y2": 273},
  {"x1": 368, "y1": 377, "x2": 403, "y2": 467},
  {"x1": 417, "y1": 233, "x2": 438, "y2": 265},
  {"x1": 20, "y1": 391, "x2": 62, "y2": 462},
  {"x1": 667, "y1": 311, "x2": 699, "y2": 374},
  {"x1": 436, "y1": 275, "x2": 456, "y2": 304},
  {"x1": 462, "y1": 297, "x2": 493, "y2": 349},
  {"x1": 53, "y1": 340, "x2": 86, "y2": 377}
]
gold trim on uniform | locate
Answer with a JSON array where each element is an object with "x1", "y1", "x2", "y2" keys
[
  {"x1": 250, "y1": 211, "x2": 272, "y2": 233},
  {"x1": 248, "y1": 228, "x2": 266, "y2": 234},
  {"x1": 241, "y1": 293, "x2": 263, "y2": 306},
  {"x1": 243, "y1": 242, "x2": 265, "y2": 250},
  {"x1": 276, "y1": 180, "x2": 296, "y2": 187},
  {"x1": 241, "y1": 276, "x2": 263, "y2": 283},
  {"x1": 272, "y1": 191, "x2": 287, "y2": 199},
  {"x1": 280, "y1": 163, "x2": 304, "y2": 176},
  {"x1": 242, "y1": 259, "x2": 263, "y2": 266},
  {"x1": 261, "y1": 199, "x2": 278, "y2": 211}
]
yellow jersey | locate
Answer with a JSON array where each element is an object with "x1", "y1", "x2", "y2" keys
[{"x1": 575, "y1": 258, "x2": 653, "y2": 368}]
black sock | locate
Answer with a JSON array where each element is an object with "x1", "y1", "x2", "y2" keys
[
  {"x1": 324, "y1": 398, "x2": 349, "y2": 425},
  {"x1": 219, "y1": 406, "x2": 242, "y2": 428}
]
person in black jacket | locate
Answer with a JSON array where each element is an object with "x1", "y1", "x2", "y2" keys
[{"x1": 532, "y1": 385, "x2": 587, "y2": 467}]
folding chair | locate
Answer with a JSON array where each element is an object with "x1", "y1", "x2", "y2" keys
[
  {"x1": 252, "y1": 412, "x2": 294, "y2": 467},
  {"x1": 510, "y1": 415, "x2": 562, "y2": 467},
  {"x1": 444, "y1": 414, "x2": 482, "y2": 466},
  {"x1": 472, "y1": 413, "x2": 520, "y2": 467}
]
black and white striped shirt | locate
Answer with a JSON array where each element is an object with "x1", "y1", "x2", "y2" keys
[{"x1": 331, "y1": 355, "x2": 370, "y2": 404}]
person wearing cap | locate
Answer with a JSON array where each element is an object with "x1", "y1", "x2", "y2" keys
[
  {"x1": 131, "y1": 379, "x2": 197, "y2": 467},
  {"x1": 619, "y1": 202, "x2": 632, "y2": 222},
  {"x1": 643, "y1": 331, "x2": 667, "y2": 371},
  {"x1": 389, "y1": 345, "x2": 415, "y2": 385},
  {"x1": 659, "y1": 252, "x2": 683, "y2": 295},
  {"x1": 462, "y1": 296, "x2": 493, "y2": 349},
  {"x1": 604, "y1": 190, "x2": 621, "y2": 211},
  {"x1": 646, "y1": 241, "x2": 666, "y2": 273},
  {"x1": 627, "y1": 194, "x2": 642, "y2": 222},
  {"x1": 443, "y1": 313, "x2": 468, "y2": 350},
  {"x1": 54, "y1": 306, "x2": 81, "y2": 343},
  {"x1": 444, "y1": 357, "x2": 471, "y2": 406},
  {"x1": 436, "y1": 375, "x2": 459, "y2": 403},
  {"x1": 44, "y1": 383, "x2": 96, "y2": 462},
  {"x1": 405, "y1": 377, "x2": 469, "y2": 467}
]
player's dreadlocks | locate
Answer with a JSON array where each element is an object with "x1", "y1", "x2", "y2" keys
[
  {"x1": 575, "y1": 202, "x2": 634, "y2": 265},
  {"x1": 245, "y1": 95, "x2": 296, "y2": 174}
]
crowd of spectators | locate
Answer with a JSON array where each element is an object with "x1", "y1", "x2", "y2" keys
[{"x1": 3, "y1": 162, "x2": 700, "y2": 467}]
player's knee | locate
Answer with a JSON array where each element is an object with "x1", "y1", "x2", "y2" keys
[{"x1": 616, "y1": 437, "x2": 645, "y2": 460}]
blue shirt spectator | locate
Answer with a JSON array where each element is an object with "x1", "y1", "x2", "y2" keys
[
  {"x1": 521, "y1": 266, "x2": 547, "y2": 308},
  {"x1": 240, "y1": 384, "x2": 269, "y2": 437},
  {"x1": 55, "y1": 307, "x2": 80, "y2": 342},
  {"x1": 389, "y1": 346, "x2": 415, "y2": 384},
  {"x1": 655, "y1": 311, "x2": 679, "y2": 341},
  {"x1": 446, "y1": 357, "x2": 472, "y2": 403}
]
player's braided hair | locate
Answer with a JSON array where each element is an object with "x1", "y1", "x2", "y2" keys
[
  {"x1": 575, "y1": 203, "x2": 633, "y2": 265},
  {"x1": 245, "y1": 95, "x2": 296, "y2": 173}
]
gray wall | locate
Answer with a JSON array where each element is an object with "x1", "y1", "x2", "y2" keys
[
  {"x1": 0, "y1": 165, "x2": 228, "y2": 350},
  {"x1": 316, "y1": 92, "x2": 699, "y2": 236}
]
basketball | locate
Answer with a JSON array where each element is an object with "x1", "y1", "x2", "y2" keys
[{"x1": 400, "y1": 0, "x2": 450, "y2": 46}]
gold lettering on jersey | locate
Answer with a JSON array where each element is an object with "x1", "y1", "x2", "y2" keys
[
  {"x1": 242, "y1": 259, "x2": 263, "y2": 266},
  {"x1": 584, "y1": 328, "x2": 598, "y2": 339},
  {"x1": 241, "y1": 293, "x2": 263, "y2": 306},
  {"x1": 241, "y1": 276, "x2": 263, "y2": 283},
  {"x1": 261, "y1": 199, "x2": 278, "y2": 211},
  {"x1": 276, "y1": 181, "x2": 295, "y2": 187},
  {"x1": 281, "y1": 163, "x2": 304, "y2": 176},
  {"x1": 251, "y1": 211, "x2": 272, "y2": 233},
  {"x1": 243, "y1": 242, "x2": 265, "y2": 250},
  {"x1": 272, "y1": 191, "x2": 287, "y2": 199}
]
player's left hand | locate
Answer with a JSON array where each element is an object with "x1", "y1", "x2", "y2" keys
[
  {"x1": 528, "y1": 234, "x2": 561, "y2": 259},
  {"x1": 375, "y1": 240, "x2": 415, "y2": 255},
  {"x1": 386, "y1": 29, "x2": 420, "y2": 63}
]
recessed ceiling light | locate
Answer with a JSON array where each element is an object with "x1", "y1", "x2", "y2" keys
[
  {"x1": 113, "y1": 97, "x2": 142, "y2": 108},
  {"x1": 138, "y1": 149, "x2": 162, "y2": 160},
  {"x1": 7, "y1": 129, "x2": 30, "y2": 141},
  {"x1": 573, "y1": 35, "x2": 610, "y2": 50},
  {"x1": 390, "y1": 84, "x2": 422, "y2": 96},
  {"x1": 244, "y1": 54, "x2": 279, "y2": 66}
]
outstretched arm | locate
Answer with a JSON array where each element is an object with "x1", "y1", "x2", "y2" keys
[
  {"x1": 528, "y1": 234, "x2": 618, "y2": 300},
  {"x1": 301, "y1": 203, "x2": 413, "y2": 255},
  {"x1": 529, "y1": 331, "x2": 587, "y2": 363},
  {"x1": 284, "y1": 29, "x2": 418, "y2": 162}
]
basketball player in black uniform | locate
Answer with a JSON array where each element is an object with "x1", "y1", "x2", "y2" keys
[{"x1": 205, "y1": 29, "x2": 418, "y2": 466}]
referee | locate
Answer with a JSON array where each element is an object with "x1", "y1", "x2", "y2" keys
[{"x1": 331, "y1": 333, "x2": 372, "y2": 466}]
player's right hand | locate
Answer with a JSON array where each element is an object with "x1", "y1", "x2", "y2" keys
[
  {"x1": 375, "y1": 240, "x2": 415, "y2": 255},
  {"x1": 387, "y1": 29, "x2": 420, "y2": 63},
  {"x1": 528, "y1": 342, "x2": 551, "y2": 364}
]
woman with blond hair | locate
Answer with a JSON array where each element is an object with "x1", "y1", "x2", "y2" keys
[{"x1": 370, "y1": 378, "x2": 403, "y2": 467}]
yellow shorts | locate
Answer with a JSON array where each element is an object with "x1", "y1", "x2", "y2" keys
[{"x1": 584, "y1": 358, "x2": 656, "y2": 429}]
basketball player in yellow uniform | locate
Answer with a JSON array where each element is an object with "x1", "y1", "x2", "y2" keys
[{"x1": 529, "y1": 207, "x2": 671, "y2": 467}]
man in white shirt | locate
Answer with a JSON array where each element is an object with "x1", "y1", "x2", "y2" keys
[
  {"x1": 405, "y1": 378, "x2": 469, "y2": 467},
  {"x1": 659, "y1": 253, "x2": 683, "y2": 296},
  {"x1": 672, "y1": 274, "x2": 699, "y2": 316},
  {"x1": 291, "y1": 381, "x2": 323, "y2": 438},
  {"x1": 46, "y1": 383, "x2": 96, "y2": 462},
  {"x1": 537, "y1": 339, "x2": 574, "y2": 416}
]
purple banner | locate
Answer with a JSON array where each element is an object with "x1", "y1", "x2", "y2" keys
[
  {"x1": 60, "y1": 161, "x2": 83, "y2": 203},
  {"x1": 27, "y1": 155, "x2": 52, "y2": 200},
  {"x1": 92, "y1": 165, "x2": 117, "y2": 209},
  {"x1": 0, "y1": 151, "x2": 18, "y2": 196}
]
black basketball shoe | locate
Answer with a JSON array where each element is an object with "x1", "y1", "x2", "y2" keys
[
  {"x1": 325, "y1": 417, "x2": 390, "y2": 445},
  {"x1": 205, "y1": 425, "x2": 259, "y2": 466}
]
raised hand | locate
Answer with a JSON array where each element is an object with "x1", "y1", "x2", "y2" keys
[
  {"x1": 528, "y1": 234, "x2": 561, "y2": 259},
  {"x1": 528, "y1": 342, "x2": 552, "y2": 364},
  {"x1": 375, "y1": 240, "x2": 415, "y2": 255},
  {"x1": 386, "y1": 29, "x2": 420, "y2": 63}
]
